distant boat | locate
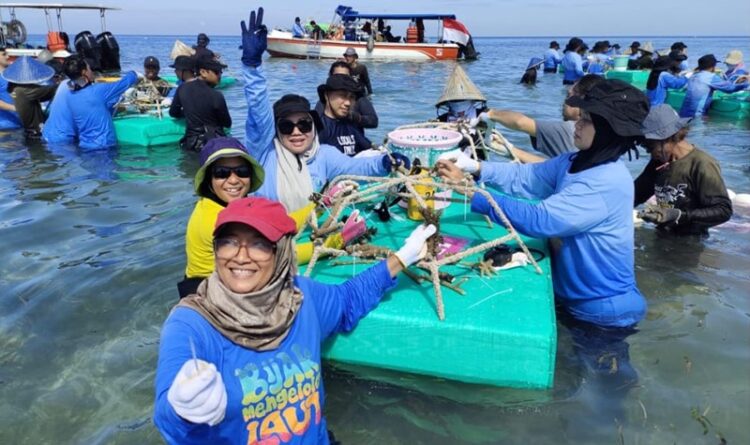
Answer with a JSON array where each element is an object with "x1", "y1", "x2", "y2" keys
[{"x1": 267, "y1": 5, "x2": 478, "y2": 61}]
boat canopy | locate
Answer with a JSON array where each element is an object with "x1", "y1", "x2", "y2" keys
[
  {"x1": 0, "y1": 3, "x2": 120, "y2": 11},
  {"x1": 335, "y1": 5, "x2": 455, "y2": 21}
]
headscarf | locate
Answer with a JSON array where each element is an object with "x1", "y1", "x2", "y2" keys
[
  {"x1": 569, "y1": 114, "x2": 638, "y2": 174},
  {"x1": 177, "y1": 235, "x2": 303, "y2": 351},
  {"x1": 274, "y1": 126, "x2": 319, "y2": 212}
]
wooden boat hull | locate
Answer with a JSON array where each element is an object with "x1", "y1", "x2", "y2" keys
[{"x1": 267, "y1": 30, "x2": 460, "y2": 61}]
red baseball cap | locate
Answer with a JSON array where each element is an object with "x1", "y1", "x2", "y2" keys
[{"x1": 214, "y1": 197, "x2": 297, "y2": 242}]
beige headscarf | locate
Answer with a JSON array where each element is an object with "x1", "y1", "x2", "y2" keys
[
  {"x1": 178, "y1": 235, "x2": 303, "y2": 351},
  {"x1": 274, "y1": 127, "x2": 321, "y2": 212}
]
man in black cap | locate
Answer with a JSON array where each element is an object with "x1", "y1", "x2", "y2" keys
[
  {"x1": 142, "y1": 56, "x2": 171, "y2": 97},
  {"x1": 635, "y1": 104, "x2": 732, "y2": 236},
  {"x1": 317, "y1": 74, "x2": 375, "y2": 156},
  {"x1": 169, "y1": 54, "x2": 231, "y2": 152},
  {"x1": 627, "y1": 41, "x2": 640, "y2": 58},
  {"x1": 670, "y1": 41, "x2": 688, "y2": 70},
  {"x1": 315, "y1": 61, "x2": 378, "y2": 131},
  {"x1": 543, "y1": 41, "x2": 562, "y2": 73},
  {"x1": 193, "y1": 33, "x2": 214, "y2": 59},
  {"x1": 343, "y1": 47, "x2": 372, "y2": 96}
]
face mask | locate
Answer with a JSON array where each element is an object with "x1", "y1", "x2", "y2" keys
[{"x1": 446, "y1": 101, "x2": 479, "y2": 121}]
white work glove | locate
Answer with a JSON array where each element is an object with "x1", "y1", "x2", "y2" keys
[
  {"x1": 167, "y1": 359, "x2": 227, "y2": 426},
  {"x1": 395, "y1": 224, "x2": 437, "y2": 267},
  {"x1": 469, "y1": 111, "x2": 491, "y2": 128},
  {"x1": 160, "y1": 97, "x2": 173, "y2": 107},
  {"x1": 437, "y1": 149, "x2": 480, "y2": 174}
]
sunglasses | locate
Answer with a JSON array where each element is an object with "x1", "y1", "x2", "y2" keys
[
  {"x1": 277, "y1": 118, "x2": 314, "y2": 135},
  {"x1": 212, "y1": 165, "x2": 252, "y2": 179}
]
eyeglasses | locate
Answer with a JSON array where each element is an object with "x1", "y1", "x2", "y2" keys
[
  {"x1": 277, "y1": 118, "x2": 314, "y2": 135},
  {"x1": 213, "y1": 165, "x2": 252, "y2": 179},
  {"x1": 214, "y1": 238, "x2": 276, "y2": 261}
]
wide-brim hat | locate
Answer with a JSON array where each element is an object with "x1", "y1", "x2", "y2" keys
[
  {"x1": 170, "y1": 55, "x2": 196, "y2": 71},
  {"x1": 317, "y1": 74, "x2": 363, "y2": 103},
  {"x1": 272, "y1": 94, "x2": 324, "y2": 132},
  {"x1": 436, "y1": 65, "x2": 486, "y2": 106},
  {"x1": 639, "y1": 42, "x2": 655, "y2": 54},
  {"x1": 654, "y1": 55, "x2": 681, "y2": 71},
  {"x1": 2, "y1": 56, "x2": 56, "y2": 84},
  {"x1": 566, "y1": 79, "x2": 650, "y2": 137},
  {"x1": 641, "y1": 104, "x2": 691, "y2": 140},
  {"x1": 195, "y1": 54, "x2": 227, "y2": 72},
  {"x1": 725, "y1": 50, "x2": 743, "y2": 65},
  {"x1": 194, "y1": 137, "x2": 265, "y2": 195},
  {"x1": 214, "y1": 197, "x2": 297, "y2": 242}
]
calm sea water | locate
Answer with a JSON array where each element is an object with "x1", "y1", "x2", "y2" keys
[{"x1": 1, "y1": 35, "x2": 749, "y2": 444}]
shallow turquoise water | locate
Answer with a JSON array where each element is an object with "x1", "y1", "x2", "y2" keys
[{"x1": 1, "y1": 35, "x2": 749, "y2": 444}]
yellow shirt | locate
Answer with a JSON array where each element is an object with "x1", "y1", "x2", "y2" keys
[{"x1": 184, "y1": 199, "x2": 319, "y2": 278}]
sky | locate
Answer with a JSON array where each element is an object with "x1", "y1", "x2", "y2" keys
[{"x1": 3, "y1": 0, "x2": 749, "y2": 37}]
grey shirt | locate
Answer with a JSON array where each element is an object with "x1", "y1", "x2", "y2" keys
[{"x1": 532, "y1": 120, "x2": 576, "y2": 157}]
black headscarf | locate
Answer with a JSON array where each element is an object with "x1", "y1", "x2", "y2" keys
[{"x1": 569, "y1": 114, "x2": 639, "y2": 174}]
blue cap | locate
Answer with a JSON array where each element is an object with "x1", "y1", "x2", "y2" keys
[
  {"x1": 1, "y1": 56, "x2": 55, "y2": 85},
  {"x1": 526, "y1": 57, "x2": 544, "y2": 70}
]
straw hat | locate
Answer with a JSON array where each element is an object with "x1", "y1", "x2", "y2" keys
[
  {"x1": 170, "y1": 39, "x2": 195, "y2": 60},
  {"x1": 639, "y1": 42, "x2": 655, "y2": 54},
  {"x1": 1, "y1": 56, "x2": 55, "y2": 85},
  {"x1": 725, "y1": 50, "x2": 743, "y2": 65},
  {"x1": 435, "y1": 65, "x2": 486, "y2": 107}
]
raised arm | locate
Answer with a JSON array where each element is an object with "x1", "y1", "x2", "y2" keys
[
  {"x1": 241, "y1": 7, "x2": 275, "y2": 151},
  {"x1": 485, "y1": 109, "x2": 537, "y2": 137},
  {"x1": 101, "y1": 71, "x2": 139, "y2": 105}
]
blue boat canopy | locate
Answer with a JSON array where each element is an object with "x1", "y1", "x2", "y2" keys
[{"x1": 335, "y1": 5, "x2": 455, "y2": 21}]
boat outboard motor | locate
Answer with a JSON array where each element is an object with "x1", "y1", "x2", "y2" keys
[
  {"x1": 96, "y1": 31, "x2": 121, "y2": 72},
  {"x1": 458, "y1": 37, "x2": 479, "y2": 60},
  {"x1": 74, "y1": 31, "x2": 102, "y2": 71}
]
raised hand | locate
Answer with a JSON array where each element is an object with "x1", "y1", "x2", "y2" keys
[
  {"x1": 241, "y1": 7, "x2": 268, "y2": 67},
  {"x1": 167, "y1": 359, "x2": 227, "y2": 426}
]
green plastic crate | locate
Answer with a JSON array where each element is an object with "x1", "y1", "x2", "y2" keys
[
  {"x1": 605, "y1": 69, "x2": 650, "y2": 89},
  {"x1": 114, "y1": 115, "x2": 185, "y2": 147},
  {"x1": 304, "y1": 198, "x2": 556, "y2": 389}
]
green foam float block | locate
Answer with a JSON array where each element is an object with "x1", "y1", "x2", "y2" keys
[
  {"x1": 114, "y1": 114, "x2": 185, "y2": 147},
  {"x1": 304, "y1": 195, "x2": 556, "y2": 389},
  {"x1": 161, "y1": 75, "x2": 237, "y2": 89},
  {"x1": 605, "y1": 69, "x2": 650, "y2": 88}
]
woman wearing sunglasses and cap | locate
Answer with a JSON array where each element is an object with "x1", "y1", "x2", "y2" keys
[
  {"x1": 436, "y1": 79, "x2": 650, "y2": 329},
  {"x1": 179, "y1": 137, "x2": 368, "y2": 298},
  {"x1": 156, "y1": 196, "x2": 435, "y2": 444},
  {"x1": 238, "y1": 8, "x2": 408, "y2": 213}
]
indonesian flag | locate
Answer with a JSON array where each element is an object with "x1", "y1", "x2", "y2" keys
[{"x1": 442, "y1": 19, "x2": 471, "y2": 45}]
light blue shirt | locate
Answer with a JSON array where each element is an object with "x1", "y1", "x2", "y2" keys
[
  {"x1": 0, "y1": 76, "x2": 21, "y2": 130},
  {"x1": 471, "y1": 154, "x2": 646, "y2": 327},
  {"x1": 646, "y1": 72, "x2": 688, "y2": 106},
  {"x1": 562, "y1": 51, "x2": 585, "y2": 83},
  {"x1": 292, "y1": 22, "x2": 305, "y2": 38},
  {"x1": 679, "y1": 70, "x2": 749, "y2": 117},
  {"x1": 543, "y1": 48, "x2": 562, "y2": 70}
]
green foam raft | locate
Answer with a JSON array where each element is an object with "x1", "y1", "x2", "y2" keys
[
  {"x1": 605, "y1": 69, "x2": 650, "y2": 89},
  {"x1": 304, "y1": 194, "x2": 556, "y2": 389},
  {"x1": 114, "y1": 114, "x2": 185, "y2": 147},
  {"x1": 161, "y1": 75, "x2": 237, "y2": 89}
]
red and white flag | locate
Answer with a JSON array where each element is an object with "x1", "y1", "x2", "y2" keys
[{"x1": 442, "y1": 19, "x2": 471, "y2": 45}]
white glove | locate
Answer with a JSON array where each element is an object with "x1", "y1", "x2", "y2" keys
[
  {"x1": 395, "y1": 224, "x2": 437, "y2": 267},
  {"x1": 160, "y1": 97, "x2": 173, "y2": 107},
  {"x1": 469, "y1": 111, "x2": 491, "y2": 128},
  {"x1": 167, "y1": 359, "x2": 227, "y2": 426},
  {"x1": 437, "y1": 149, "x2": 480, "y2": 174}
]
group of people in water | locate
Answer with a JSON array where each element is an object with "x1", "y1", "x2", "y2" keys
[
  {"x1": 150, "y1": 9, "x2": 746, "y2": 445},
  {"x1": 520, "y1": 37, "x2": 748, "y2": 119},
  {"x1": 1, "y1": 8, "x2": 744, "y2": 444},
  {"x1": 292, "y1": 15, "x2": 425, "y2": 44}
]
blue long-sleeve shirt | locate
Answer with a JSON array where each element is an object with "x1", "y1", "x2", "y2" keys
[
  {"x1": 543, "y1": 48, "x2": 562, "y2": 71},
  {"x1": 154, "y1": 261, "x2": 397, "y2": 445},
  {"x1": 292, "y1": 22, "x2": 305, "y2": 38},
  {"x1": 0, "y1": 76, "x2": 21, "y2": 130},
  {"x1": 679, "y1": 70, "x2": 749, "y2": 117},
  {"x1": 561, "y1": 51, "x2": 585, "y2": 83},
  {"x1": 42, "y1": 83, "x2": 77, "y2": 144},
  {"x1": 470, "y1": 154, "x2": 645, "y2": 327},
  {"x1": 242, "y1": 65, "x2": 388, "y2": 206},
  {"x1": 646, "y1": 72, "x2": 688, "y2": 106},
  {"x1": 68, "y1": 71, "x2": 139, "y2": 150}
]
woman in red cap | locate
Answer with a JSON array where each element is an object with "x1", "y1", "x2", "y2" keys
[{"x1": 156, "y1": 196, "x2": 435, "y2": 444}]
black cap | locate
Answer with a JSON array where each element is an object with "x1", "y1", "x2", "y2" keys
[
  {"x1": 698, "y1": 54, "x2": 717, "y2": 70},
  {"x1": 550, "y1": 40, "x2": 560, "y2": 48},
  {"x1": 613, "y1": 43, "x2": 621, "y2": 49},
  {"x1": 654, "y1": 55, "x2": 681, "y2": 71},
  {"x1": 317, "y1": 74, "x2": 362, "y2": 103},
  {"x1": 565, "y1": 79, "x2": 650, "y2": 137},
  {"x1": 144, "y1": 56, "x2": 160, "y2": 69},
  {"x1": 630, "y1": 41, "x2": 640, "y2": 48},
  {"x1": 272, "y1": 94, "x2": 323, "y2": 131},
  {"x1": 195, "y1": 54, "x2": 227, "y2": 73},
  {"x1": 169, "y1": 55, "x2": 196, "y2": 71},
  {"x1": 670, "y1": 41, "x2": 687, "y2": 50}
]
